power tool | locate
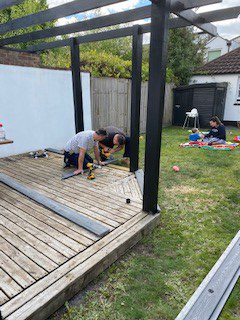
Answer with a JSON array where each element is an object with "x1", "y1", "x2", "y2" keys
[
  {"x1": 87, "y1": 163, "x2": 95, "y2": 180},
  {"x1": 100, "y1": 148, "x2": 110, "y2": 161}
]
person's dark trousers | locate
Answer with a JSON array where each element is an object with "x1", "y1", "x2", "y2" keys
[
  {"x1": 64, "y1": 151, "x2": 93, "y2": 169},
  {"x1": 123, "y1": 136, "x2": 130, "y2": 157}
]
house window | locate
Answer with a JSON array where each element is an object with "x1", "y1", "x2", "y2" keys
[{"x1": 208, "y1": 50, "x2": 221, "y2": 62}]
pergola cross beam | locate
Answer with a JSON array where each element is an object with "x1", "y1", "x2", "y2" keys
[
  {"x1": 173, "y1": 8, "x2": 217, "y2": 36},
  {"x1": 0, "y1": 0, "x2": 221, "y2": 47},
  {"x1": 0, "y1": 0, "x2": 25, "y2": 11},
  {"x1": 22, "y1": 6, "x2": 240, "y2": 53},
  {"x1": 0, "y1": 0, "x2": 128, "y2": 35}
]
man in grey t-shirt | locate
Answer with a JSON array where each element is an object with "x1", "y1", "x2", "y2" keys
[{"x1": 64, "y1": 129, "x2": 107, "y2": 175}]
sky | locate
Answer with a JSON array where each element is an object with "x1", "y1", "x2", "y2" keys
[{"x1": 47, "y1": 0, "x2": 240, "y2": 41}]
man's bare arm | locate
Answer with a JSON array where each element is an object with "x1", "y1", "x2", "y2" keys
[{"x1": 74, "y1": 148, "x2": 85, "y2": 174}]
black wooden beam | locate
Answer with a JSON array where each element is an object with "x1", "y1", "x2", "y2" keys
[
  {"x1": 0, "y1": 0, "x2": 222, "y2": 46},
  {"x1": 24, "y1": 6, "x2": 240, "y2": 53},
  {"x1": 173, "y1": 8, "x2": 218, "y2": 36},
  {"x1": 0, "y1": 6, "x2": 150, "y2": 46},
  {"x1": 130, "y1": 25, "x2": 143, "y2": 173},
  {"x1": 0, "y1": 0, "x2": 128, "y2": 35},
  {"x1": 0, "y1": 0, "x2": 25, "y2": 10},
  {"x1": 143, "y1": 0, "x2": 171, "y2": 213},
  {"x1": 70, "y1": 38, "x2": 84, "y2": 133}
]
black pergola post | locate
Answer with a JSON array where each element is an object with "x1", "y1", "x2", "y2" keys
[
  {"x1": 70, "y1": 37, "x2": 84, "y2": 133},
  {"x1": 130, "y1": 25, "x2": 143, "y2": 173},
  {"x1": 143, "y1": 0, "x2": 171, "y2": 213}
]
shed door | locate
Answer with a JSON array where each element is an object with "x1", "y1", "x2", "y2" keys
[
  {"x1": 173, "y1": 89, "x2": 193, "y2": 125},
  {"x1": 214, "y1": 87, "x2": 227, "y2": 120}
]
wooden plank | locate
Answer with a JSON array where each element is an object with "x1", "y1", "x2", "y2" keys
[
  {"x1": 0, "y1": 214, "x2": 66, "y2": 265},
  {"x1": 0, "y1": 184, "x2": 97, "y2": 244},
  {"x1": 0, "y1": 140, "x2": 13, "y2": 145},
  {"x1": 0, "y1": 225, "x2": 57, "y2": 272},
  {"x1": 0, "y1": 290, "x2": 8, "y2": 306},
  {"x1": 0, "y1": 268, "x2": 22, "y2": 298},
  {"x1": 0, "y1": 194, "x2": 85, "y2": 253},
  {"x1": 0, "y1": 169, "x2": 120, "y2": 228},
  {"x1": 8, "y1": 211, "x2": 160, "y2": 320},
  {"x1": 0, "y1": 161, "x2": 142, "y2": 213},
  {"x1": 1, "y1": 211, "x2": 148, "y2": 318},
  {"x1": 0, "y1": 203, "x2": 80, "y2": 257},
  {"x1": 107, "y1": 164, "x2": 129, "y2": 172},
  {"x1": 4, "y1": 212, "x2": 160, "y2": 320},
  {"x1": 0, "y1": 173, "x2": 110, "y2": 237},
  {"x1": 0, "y1": 237, "x2": 47, "y2": 280},
  {"x1": 0, "y1": 252, "x2": 35, "y2": 289},
  {"x1": 0, "y1": 161, "x2": 141, "y2": 219}
]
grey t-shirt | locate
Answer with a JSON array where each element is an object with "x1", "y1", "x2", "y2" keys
[{"x1": 65, "y1": 130, "x2": 98, "y2": 154}]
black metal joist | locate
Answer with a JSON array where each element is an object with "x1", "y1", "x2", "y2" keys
[
  {"x1": 23, "y1": 6, "x2": 240, "y2": 53},
  {"x1": 0, "y1": 0, "x2": 25, "y2": 11},
  {"x1": 130, "y1": 25, "x2": 143, "y2": 173},
  {"x1": 70, "y1": 38, "x2": 84, "y2": 133},
  {"x1": 0, "y1": 0, "x2": 128, "y2": 35},
  {"x1": 143, "y1": 0, "x2": 171, "y2": 214},
  {"x1": 0, "y1": 0, "x2": 221, "y2": 47}
]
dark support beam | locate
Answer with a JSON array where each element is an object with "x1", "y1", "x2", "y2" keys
[
  {"x1": 143, "y1": 0, "x2": 171, "y2": 213},
  {"x1": 0, "y1": 6, "x2": 151, "y2": 47},
  {"x1": 23, "y1": 5, "x2": 240, "y2": 53},
  {"x1": 0, "y1": 0, "x2": 25, "y2": 10},
  {"x1": 0, "y1": 0, "x2": 222, "y2": 46},
  {"x1": 130, "y1": 25, "x2": 143, "y2": 173},
  {"x1": 173, "y1": 8, "x2": 218, "y2": 36},
  {"x1": 70, "y1": 38, "x2": 84, "y2": 133},
  {"x1": 0, "y1": 0, "x2": 127, "y2": 35}
]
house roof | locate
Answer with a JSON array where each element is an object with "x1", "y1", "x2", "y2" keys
[{"x1": 195, "y1": 47, "x2": 240, "y2": 75}]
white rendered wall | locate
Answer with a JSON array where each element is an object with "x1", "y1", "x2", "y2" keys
[
  {"x1": 205, "y1": 37, "x2": 240, "y2": 61},
  {"x1": 0, "y1": 65, "x2": 92, "y2": 158},
  {"x1": 190, "y1": 74, "x2": 240, "y2": 121}
]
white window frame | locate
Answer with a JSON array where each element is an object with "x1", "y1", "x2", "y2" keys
[
  {"x1": 207, "y1": 49, "x2": 222, "y2": 62},
  {"x1": 235, "y1": 77, "x2": 240, "y2": 105}
]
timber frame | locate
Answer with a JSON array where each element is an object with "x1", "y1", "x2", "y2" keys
[
  {"x1": 1, "y1": 1, "x2": 240, "y2": 319},
  {"x1": 0, "y1": 1, "x2": 240, "y2": 215}
]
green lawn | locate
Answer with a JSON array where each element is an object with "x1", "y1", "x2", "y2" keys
[{"x1": 57, "y1": 126, "x2": 240, "y2": 320}]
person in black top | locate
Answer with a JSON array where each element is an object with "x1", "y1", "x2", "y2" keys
[
  {"x1": 203, "y1": 116, "x2": 226, "y2": 145},
  {"x1": 99, "y1": 126, "x2": 130, "y2": 161}
]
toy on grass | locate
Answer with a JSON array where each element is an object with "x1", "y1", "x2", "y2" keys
[{"x1": 172, "y1": 165, "x2": 180, "y2": 172}]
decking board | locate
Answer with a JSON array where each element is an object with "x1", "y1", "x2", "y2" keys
[{"x1": 0, "y1": 153, "x2": 159, "y2": 320}]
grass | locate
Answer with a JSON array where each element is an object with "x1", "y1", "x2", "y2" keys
[{"x1": 53, "y1": 126, "x2": 240, "y2": 320}]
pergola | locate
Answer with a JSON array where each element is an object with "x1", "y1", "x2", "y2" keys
[{"x1": 0, "y1": 0, "x2": 239, "y2": 215}]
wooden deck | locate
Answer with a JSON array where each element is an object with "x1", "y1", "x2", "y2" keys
[{"x1": 0, "y1": 153, "x2": 160, "y2": 320}]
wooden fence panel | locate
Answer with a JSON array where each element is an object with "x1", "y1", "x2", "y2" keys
[{"x1": 91, "y1": 77, "x2": 174, "y2": 134}]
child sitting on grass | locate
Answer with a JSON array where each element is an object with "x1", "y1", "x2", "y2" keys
[{"x1": 189, "y1": 128, "x2": 203, "y2": 141}]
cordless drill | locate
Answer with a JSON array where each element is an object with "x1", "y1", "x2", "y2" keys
[
  {"x1": 87, "y1": 163, "x2": 95, "y2": 180},
  {"x1": 100, "y1": 148, "x2": 110, "y2": 161}
]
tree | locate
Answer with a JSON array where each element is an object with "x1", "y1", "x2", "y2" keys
[{"x1": 167, "y1": 27, "x2": 207, "y2": 85}]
